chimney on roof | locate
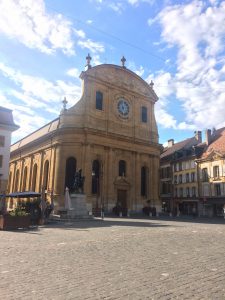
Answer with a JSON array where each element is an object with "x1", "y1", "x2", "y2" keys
[
  {"x1": 168, "y1": 139, "x2": 174, "y2": 148},
  {"x1": 194, "y1": 131, "x2": 202, "y2": 143},
  {"x1": 205, "y1": 129, "x2": 211, "y2": 145}
]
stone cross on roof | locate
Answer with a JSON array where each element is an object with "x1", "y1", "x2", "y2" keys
[
  {"x1": 86, "y1": 53, "x2": 92, "y2": 69},
  {"x1": 62, "y1": 97, "x2": 68, "y2": 110},
  {"x1": 149, "y1": 80, "x2": 154, "y2": 89},
  {"x1": 121, "y1": 56, "x2": 126, "y2": 68}
]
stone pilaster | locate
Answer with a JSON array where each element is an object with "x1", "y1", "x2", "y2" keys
[
  {"x1": 39, "y1": 151, "x2": 44, "y2": 194},
  {"x1": 53, "y1": 145, "x2": 63, "y2": 208},
  {"x1": 83, "y1": 143, "x2": 91, "y2": 195},
  {"x1": 28, "y1": 156, "x2": 33, "y2": 191},
  {"x1": 135, "y1": 152, "x2": 140, "y2": 211},
  {"x1": 107, "y1": 147, "x2": 114, "y2": 208},
  {"x1": 19, "y1": 159, "x2": 24, "y2": 192}
]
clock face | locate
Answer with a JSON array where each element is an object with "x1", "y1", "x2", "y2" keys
[{"x1": 117, "y1": 98, "x2": 129, "y2": 117}]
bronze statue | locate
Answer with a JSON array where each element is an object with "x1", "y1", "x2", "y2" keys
[{"x1": 71, "y1": 169, "x2": 85, "y2": 193}]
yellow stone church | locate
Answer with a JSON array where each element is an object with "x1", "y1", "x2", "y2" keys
[{"x1": 8, "y1": 56, "x2": 161, "y2": 214}]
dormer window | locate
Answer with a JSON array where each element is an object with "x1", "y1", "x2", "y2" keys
[
  {"x1": 96, "y1": 91, "x2": 103, "y2": 110},
  {"x1": 141, "y1": 106, "x2": 147, "y2": 123},
  {"x1": 213, "y1": 166, "x2": 220, "y2": 179}
]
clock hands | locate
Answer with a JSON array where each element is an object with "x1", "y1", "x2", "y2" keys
[{"x1": 118, "y1": 99, "x2": 129, "y2": 116}]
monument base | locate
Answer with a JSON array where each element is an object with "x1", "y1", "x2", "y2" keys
[{"x1": 59, "y1": 194, "x2": 93, "y2": 220}]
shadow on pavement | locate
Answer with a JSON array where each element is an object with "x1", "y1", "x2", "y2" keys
[
  {"x1": 43, "y1": 217, "x2": 172, "y2": 230},
  {"x1": 155, "y1": 215, "x2": 225, "y2": 225},
  {"x1": 8, "y1": 218, "x2": 172, "y2": 233},
  {"x1": 4, "y1": 215, "x2": 224, "y2": 234}
]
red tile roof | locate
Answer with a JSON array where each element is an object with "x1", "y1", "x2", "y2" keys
[
  {"x1": 200, "y1": 127, "x2": 225, "y2": 159},
  {"x1": 160, "y1": 137, "x2": 198, "y2": 159}
]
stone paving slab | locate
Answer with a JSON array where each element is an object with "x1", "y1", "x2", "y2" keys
[{"x1": 0, "y1": 217, "x2": 225, "y2": 300}]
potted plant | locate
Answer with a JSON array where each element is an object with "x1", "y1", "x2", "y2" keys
[{"x1": 0, "y1": 206, "x2": 30, "y2": 230}]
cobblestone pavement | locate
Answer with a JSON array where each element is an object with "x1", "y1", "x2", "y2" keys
[{"x1": 1, "y1": 217, "x2": 225, "y2": 300}]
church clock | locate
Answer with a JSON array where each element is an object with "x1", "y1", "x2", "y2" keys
[{"x1": 117, "y1": 98, "x2": 130, "y2": 117}]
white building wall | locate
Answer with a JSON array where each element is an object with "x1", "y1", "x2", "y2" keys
[{"x1": 0, "y1": 129, "x2": 12, "y2": 181}]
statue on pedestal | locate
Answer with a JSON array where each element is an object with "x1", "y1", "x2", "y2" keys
[{"x1": 71, "y1": 169, "x2": 85, "y2": 194}]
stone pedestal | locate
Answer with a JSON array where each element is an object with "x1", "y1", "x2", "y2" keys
[{"x1": 60, "y1": 194, "x2": 92, "y2": 219}]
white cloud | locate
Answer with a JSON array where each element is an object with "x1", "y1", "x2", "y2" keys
[
  {"x1": 90, "y1": 0, "x2": 154, "y2": 12},
  {"x1": 134, "y1": 66, "x2": 145, "y2": 77},
  {"x1": 77, "y1": 39, "x2": 105, "y2": 53},
  {"x1": 74, "y1": 29, "x2": 86, "y2": 39},
  {"x1": 66, "y1": 68, "x2": 81, "y2": 78},
  {"x1": 147, "y1": 17, "x2": 157, "y2": 27},
  {"x1": 150, "y1": 0, "x2": 225, "y2": 131},
  {"x1": 0, "y1": 0, "x2": 75, "y2": 55},
  {"x1": 0, "y1": 63, "x2": 81, "y2": 104},
  {"x1": 127, "y1": 61, "x2": 145, "y2": 77},
  {"x1": 0, "y1": 63, "x2": 82, "y2": 141},
  {"x1": 127, "y1": 0, "x2": 155, "y2": 6},
  {"x1": 146, "y1": 71, "x2": 180, "y2": 129},
  {"x1": 109, "y1": 2, "x2": 124, "y2": 13},
  {"x1": 91, "y1": 54, "x2": 103, "y2": 66}
]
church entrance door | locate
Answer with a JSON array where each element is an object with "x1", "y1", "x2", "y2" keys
[{"x1": 117, "y1": 189, "x2": 127, "y2": 216}]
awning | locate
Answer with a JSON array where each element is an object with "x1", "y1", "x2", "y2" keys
[
  {"x1": 5, "y1": 191, "x2": 41, "y2": 198},
  {"x1": 203, "y1": 198, "x2": 225, "y2": 205},
  {"x1": 181, "y1": 199, "x2": 199, "y2": 203}
]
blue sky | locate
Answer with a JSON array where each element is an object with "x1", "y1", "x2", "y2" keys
[{"x1": 0, "y1": 0, "x2": 225, "y2": 145}]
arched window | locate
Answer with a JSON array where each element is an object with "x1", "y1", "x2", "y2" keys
[
  {"x1": 22, "y1": 167, "x2": 27, "y2": 191},
  {"x1": 43, "y1": 160, "x2": 49, "y2": 191},
  {"x1": 141, "y1": 166, "x2": 147, "y2": 197},
  {"x1": 14, "y1": 170, "x2": 20, "y2": 192},
  {"x1": 119, "y1": 160, "x2": 126, "y2": 176},
  {"x1": 96, "y1": 91, "x2": 103, "y2": 110},
  {"x1": 32, "y1": 164, "x2": 37, "y2": 192},
  {"x1": 8, "y1": 171, "x2": 12, "y2": 192},
  {"x1": 141, "y1": 106, "x2": 147, "y2": 123},
  {"x1": 92, "y1": 160, "x2": 100, "y2": 194},
  {"x1": 65, "y1": 157, "x2": 76, "y2": 190}
]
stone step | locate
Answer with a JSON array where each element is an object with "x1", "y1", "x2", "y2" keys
[{"x1": 50, "y1": 215, "x2": 94, "y2": 222}]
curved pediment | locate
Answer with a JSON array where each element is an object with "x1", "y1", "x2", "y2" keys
[
  {"x1": 80, "y1": 64, "x2": 158, "y2": 102},
  {"x1": 114, "y1": 176, "x2": 130, "y2": 187},
  {"x1": 202, "y1": 149, "x2": 224, "y2": 161}
]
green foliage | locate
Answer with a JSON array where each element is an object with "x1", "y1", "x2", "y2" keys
[{"x1": 9, "y1": 207, "x2": 29, "y2": 217}]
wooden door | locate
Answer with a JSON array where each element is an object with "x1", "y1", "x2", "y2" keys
[{"x1": 117, "y1": 189, "x2": 127, "y2": 216}]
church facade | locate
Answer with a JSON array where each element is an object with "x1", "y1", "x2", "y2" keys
[{"x1": 9, "y1": 57, "x2": 161, "y2": 214}]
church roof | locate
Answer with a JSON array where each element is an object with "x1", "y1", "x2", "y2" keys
[
  {"x1": 11, "y1": 118, "x2": 59, "y2": 152},
  {"x1": 80, "y1": 63, "x2": 158, "y2": 102}
]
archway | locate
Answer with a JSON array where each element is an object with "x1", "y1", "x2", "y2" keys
[
  {"x1": 64, "y1": 157, "x2": 76, "y2": 191},
  {"x1": 43, "y1": 160, "x2": 49, "y2": 190},
  {"x1": 22, "y1": 167, "x2": 27, "y2": 191},
  {"x1": 14, "y1": 169, "x2": 20, "y2": 192},
  {"x1": 32, "y1": 164, "x2": 37, "y2": 192}
]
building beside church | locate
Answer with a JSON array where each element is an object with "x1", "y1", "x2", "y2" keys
[
  {"x1": 0, "y1": 106, "x2": 19, "y2": 194},
  {"x1": 160, "y1": 128, "x2": 225, "y2": 218},
  {"x1": 8, "y1": 56, "x2": 161, "y2": 214},
  {"x1": 197, "y1": 128, "x2": 225, "y2": 217},
  {"x1": 160, "y1": 131, "x2": 204, "y2": 216}
]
